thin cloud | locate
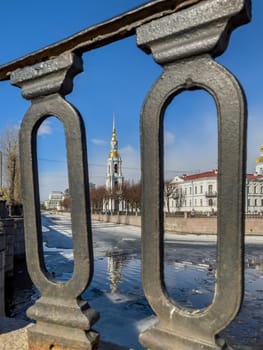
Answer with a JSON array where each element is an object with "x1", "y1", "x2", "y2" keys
[
  {"x1": 120, "y1": 144, "x2": 141, "y2": 182},
  {"x1": 39, "y1": 169, "x2": 68, "y2": 201},
  {"x1": 164, "y1": 131, "x2": 175, "y2": 146},
  {"x1": 164, "y1": 112, "x2": 218, "y2": 179},
  {"x1": 38, "y1": 120, "x2": 53, "y2": 136},
  {"x1": 91, "y1": 138, "x2": 107, "y2": 146},
  {"x1": 120, "y1": 144, "x2": 137, "y2": 154}
]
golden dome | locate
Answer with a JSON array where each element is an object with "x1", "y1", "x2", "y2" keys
[
  {"x1": 109, "y1": 150, "x2": 120, "y2": 158},
  {"x1": 256, "y1": 146, "x2": 263, "y2": 163},
  {"x1": 256, "y1": 156, "x2": 263, "y2": 164}
]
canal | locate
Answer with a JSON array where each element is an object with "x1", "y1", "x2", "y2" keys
[{"x1": 8, "y1": 214, "x2": 263, "y2": 349}]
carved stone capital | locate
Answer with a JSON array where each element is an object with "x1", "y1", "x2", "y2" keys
[
  {"x1": 137, "y1": 0, "x2": 251, "y2": 64},
  {"x1": 10, "y1": 52, "x2": 83, "y2": 99}
]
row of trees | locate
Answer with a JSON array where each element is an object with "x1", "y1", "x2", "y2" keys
[
  {"x1": 0, "y1": 125, "x2": 172, "y2": 216},
  {"x1": 0, "y1": 125, "x2": 143, "y2": 215},
  {"x1": 60, "y1": 181, "x2": 141, "y2": 214},
  {"x1": 90, "y1": 181, "x2": 141, "y2": 214},
  {"x1": 0, "y1": 124, "x2": 142, "y2": 215}
]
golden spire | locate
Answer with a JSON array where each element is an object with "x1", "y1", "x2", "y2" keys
[
  {"x1": 109, "y1": 115, "x2": 120, "y2": 158},
  {"x1": 111, "y1": 115, "x2": 117, "y2": 142}
]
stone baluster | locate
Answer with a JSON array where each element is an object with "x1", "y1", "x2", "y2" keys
[
  {"x1": 137, "y1": 0, "x2": 251, "y2": 349},
  {"x1": 11, "y1": 52, "x2": 99, "y2": 349}
]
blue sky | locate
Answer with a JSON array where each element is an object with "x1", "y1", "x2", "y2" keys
[{"x1": 0, "y1": 0, "x2": 262, "y2": 201}]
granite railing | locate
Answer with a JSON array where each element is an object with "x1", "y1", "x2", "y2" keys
[{"x1": 0, "y1": 0, "x2": 252, "y2": 349}]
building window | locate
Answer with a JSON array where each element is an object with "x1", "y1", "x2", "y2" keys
[
  {"x1": 261, "y1": 199, "x2": 263, "y2": 206},
  {"x1": 200, "y1": 199, "x2": 203, "y2": 206},
  {"x1": 114, "y1": 164, "x2": 118, "y2": 174},
  {"x1": 254, "y1": 186, "x2": 257, "y2": 194},
  {"x1": 255, "y1": 199, "x2": 257, "y2": 206},
  {"x1": 208, "y1": 199, "x2": 213, "y2": 206},
  {"x1": 247, "y1": 186, "x2": 250, "y2": 194},
  {"x1": 195, "y1": 199, "x2": 197, "y2": 206},
  {"x1": 200, "y1": 185, "x2": 203, "y2": 194},
  {"x1": 195, "y1": 186, "x2": 197, "y2": 194},
  {"x1": 208, "y1": 184, "x2": 213, "y2": 193},
  {"x1": 261, "y1": 187, "x2": 263, "y2": 194},
  {"x1": 189, "y1": 187, "x2": 192, "y2": 194}
]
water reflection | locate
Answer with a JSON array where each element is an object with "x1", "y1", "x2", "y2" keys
[
  {"x1": 246, "y1": 255, "x2": 263, "y2": 273},
  {"x1": 106, "y1": 249, "x2": 129, "y2": 293},
  {"x1": 8, "y1": 215, "x2": 263, "y2": 348}
]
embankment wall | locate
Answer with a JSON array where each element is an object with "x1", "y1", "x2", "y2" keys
[
  {"x1": 0, "y1": 217, "x2": 25, "y2": 317},
  {"x1": 92, "y1": 213, "x2": 263, "y2": 235}
]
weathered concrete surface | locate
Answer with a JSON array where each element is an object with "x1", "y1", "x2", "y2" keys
[
  {"x1": 0, "y1": 317, "x2": 30, "y2": 350},
  {"x1": 0, "y1": 317, "x2": 130, "y2": 350}
]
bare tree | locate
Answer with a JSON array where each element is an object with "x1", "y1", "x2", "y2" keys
[
  {"x1": 122, "y1": 181, "x2": 141, "y2": 214},
  {"x1": 0, "y1": 125, "x2": 21, "y2": 206},
  {"x1": 61, "y1": 196, "x2": 71, "y2": 211},
  {"x1": 164, "y1": 180, "x2": 173, "y2": 213},
  {"x1": 90, "y1": 185, "x2": 106, "y2": 213}
]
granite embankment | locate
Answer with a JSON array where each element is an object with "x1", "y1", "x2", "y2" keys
[
  {"x1": 92, "y1": 213, "x2": 263, "y2": 235},
  {"x1": 0, "y1": 217, "x2": 25, "y2": 317}
]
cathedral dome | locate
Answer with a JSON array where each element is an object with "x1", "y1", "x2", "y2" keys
[
  {"x1": 256, "y1": 146, "x2": 263, "y2": 163},
  {"x1": 256, "y1": 156, "x2": 263, "y2": 164}
]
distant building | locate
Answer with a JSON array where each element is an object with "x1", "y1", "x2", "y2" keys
[
  {"x1": 165, "y1": 170, "x2": 218, "y2": 214},
  {"x1": 165, "y1": 147, "x2": 263, "y2": 215},
  {"x1": 44, "y1": 191, "x2": 64, "y2": 210}
]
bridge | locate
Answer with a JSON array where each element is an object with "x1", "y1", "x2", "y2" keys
[{"x1": 0, "y1": 0, "x2": 258, "y2": 349}]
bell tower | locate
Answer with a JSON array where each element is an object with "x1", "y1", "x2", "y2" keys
[{"x1": 105, "y1": 118, "x2": 124, "y2": 213}]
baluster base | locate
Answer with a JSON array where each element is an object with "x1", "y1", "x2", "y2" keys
[
  {"x1": 26, "y1": 297, "x2": 100, "y2": 349},
  {"x1": 139, "y1": 326, "x2": 233, "y2": 350},
  {"x1": 27, "y1": 322, "x2": 99, "y2": 350}
]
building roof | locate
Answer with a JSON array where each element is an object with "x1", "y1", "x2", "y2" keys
[
  {"x1": 246, "y1": 174, "x2": 263, "y2": 180},
  {"x1": 171, "y1": 171, "x2": 263, "y2": 183},
  {"x1": 182, "y1": 170, "x2": 218, "y2": 181}
]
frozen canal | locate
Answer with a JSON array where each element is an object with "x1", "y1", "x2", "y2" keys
[{"x1": 10, "y1": 214, "x2": 263, "y2": 349}]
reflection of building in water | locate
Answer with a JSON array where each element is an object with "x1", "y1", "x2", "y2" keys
[
  {"x1": 247, "y1": 256, "x2": 263, "y2": 274},
  {"x1": 107, "y1": 252, "x2": 127, "y2": 293}
]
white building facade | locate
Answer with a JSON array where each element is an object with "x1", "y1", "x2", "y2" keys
[
  {"x1": 166, "y1": 147, "x2": 263, "y2": 215},
  {"x1": 166, "y1": 170, "x2": 218, "y2": 214},
  {"x1": 44, "y1": 191, "x2": 64, "y2": 210}
]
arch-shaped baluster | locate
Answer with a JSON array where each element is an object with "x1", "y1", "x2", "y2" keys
[
  {"x1": 140, "y1": 56, "x2": 246, "y2": 350},
  {"x1": 137, "y1": 1, "x2": 251, "y2": 349},
  {"x1": 11, "y1": 53, "x2": 99, "y2": 350}
]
